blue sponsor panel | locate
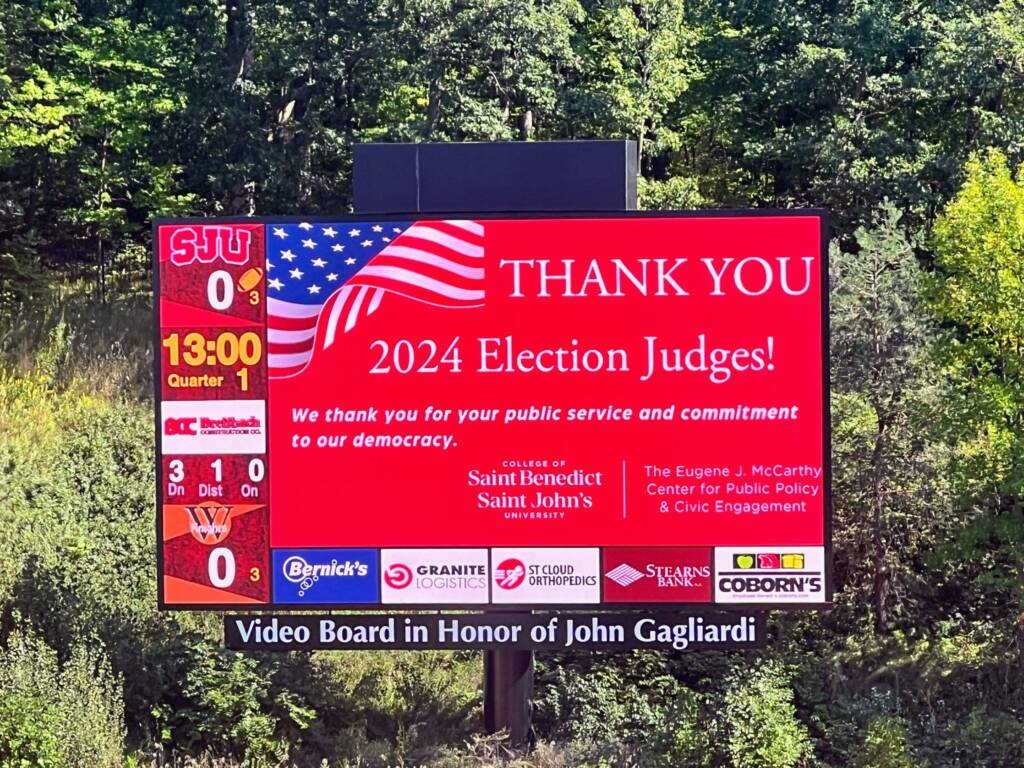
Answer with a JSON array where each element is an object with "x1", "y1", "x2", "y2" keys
[{"x1": 272, "y1": 548, "x2": 379, "y2": 604}]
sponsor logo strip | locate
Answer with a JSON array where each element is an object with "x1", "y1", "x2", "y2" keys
[
  {"x1": 490, "y1": 548, "x2": 600, "y2": 604},
  {"x1": 714, "y1": 546, "x2": 826, "y2": 603},
  {"x1": 272, "y1": 549, "x2": 378, "y2": 604},
  {"x1": 380, "y1": 549, "x2": 489, "y2": 604}
]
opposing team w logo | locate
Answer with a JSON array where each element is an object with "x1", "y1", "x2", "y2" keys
[{"x1": 186, "y1": 503, "x2": 233, "y2": 545}]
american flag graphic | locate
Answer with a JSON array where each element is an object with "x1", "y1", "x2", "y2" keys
[{"x1": 265, "y1": 219, "x2": 485, "y2": 378}]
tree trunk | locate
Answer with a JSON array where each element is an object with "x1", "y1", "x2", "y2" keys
[{"x1": 871, "y1": 417, "x2": 889, "y2": 632}]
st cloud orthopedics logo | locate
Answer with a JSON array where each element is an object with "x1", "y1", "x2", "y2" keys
[
  {"x1": 272, "y1": 549, "x2": 379, "y2": 603},
  {"x1": 491, "y1": 548, "x2": 600, "y2": 604}
]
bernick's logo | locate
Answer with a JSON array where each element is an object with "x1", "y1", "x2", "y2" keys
[{"x1": 186, "y1": 502, "x2": 232, "y2": 545}]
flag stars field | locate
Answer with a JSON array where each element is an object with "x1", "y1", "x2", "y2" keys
[{"x1": 265, "y1": 219, "x2": 485, "y2": 378}]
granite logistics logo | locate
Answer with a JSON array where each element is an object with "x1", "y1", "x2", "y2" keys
[
  {"x1": 383, "y1": 563, "x2": 413, "y2": 589},
  {"x1": 380, "y1": 549, "x2": 489, "y2": 604},
  {"x1": 272, "y1": 549, "x2": 378, "y2": 604},
  {"x1": 715, "y1": 547, "x2": 826, "y2": 604}
]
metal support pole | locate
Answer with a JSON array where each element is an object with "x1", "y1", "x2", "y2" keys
[
  {"x1": 484, "y1": 643, "x2": 533, "y2": 745},
  {"x1": 353, "y1": 139, "x2": 637, "y2": 749}
]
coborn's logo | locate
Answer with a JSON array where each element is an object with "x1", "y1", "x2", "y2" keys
[
  {"x1": 168, "y1": 225, "x2": 252, "y2": 266},
  {"x1": 494, "y1": 559, "x2": 526, "y2": 590},
  {"x1": 186, "y1": 502, "x2": 232, "y2": 545},
  {"x1": 715, "y1": 547, "x2": 826, "y2": 603},
  {"x1": 732, "y1": 553, "x2": 805, "y2": 570},
  {"x1": 383, "y1": 564, "x2": 413, "y2": 589},
  {"x1": 164, "y1": 417, "x2": 198, "y2": 436},
  {"x1": 718, "y1": 575, "x2": 823, "y2": 594}
]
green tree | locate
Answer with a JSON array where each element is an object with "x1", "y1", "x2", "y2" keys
[
  {"x1": 931, "y1": 148, "x2": 1024, "y2": 610},
  {"x1": 830, "y1": 204, "x2": 951, "y2": 632}
]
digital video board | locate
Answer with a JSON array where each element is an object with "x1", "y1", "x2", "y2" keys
[{"x1": 154, "y1": 212, "x2": 830, "y2": 609}]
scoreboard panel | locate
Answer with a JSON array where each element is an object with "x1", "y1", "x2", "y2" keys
[{"x1": 154, "y1": 212, "x2": 830, "y2": 610}]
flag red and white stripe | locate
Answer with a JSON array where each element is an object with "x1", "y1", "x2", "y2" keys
[{"x1": 267, "y1": 219, "x2": 484, "y2": 378}]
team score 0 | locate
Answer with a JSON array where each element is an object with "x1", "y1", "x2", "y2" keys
[
  {"x1": 206, "y1": 268, "x2": 263, "y2": 311},
  {"x1": 205, "y1": 549, "x2": 263, "y2": 588},
  {"x1": 369, "y1": 337, "x2": 462, "y2": 374}
]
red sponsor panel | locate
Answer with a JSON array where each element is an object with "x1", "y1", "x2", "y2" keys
[
  {"x1": 162, "y1": 503, "x2": 270, "y2": 603},
  {"x1": 602, "y1": 548, "x2": 713, "y2": 603}
]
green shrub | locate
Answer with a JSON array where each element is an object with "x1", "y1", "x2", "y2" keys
[
  {"x1": 724, "y1": 662, "x2": 810, "y2": 768},
  {"x1": 854, "y1": 715, "x2": 917, "y2": 768},
  {"x1": 0, "y1": 691, "x2": 64, "y2": 768},
  {"x1": 0, "y1": 632, "x2": 125, "y2": 768}
]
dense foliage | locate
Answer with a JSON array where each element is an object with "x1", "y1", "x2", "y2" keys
[{"x1": 2, "y1": 0, "x2": 1024, "y2": 766}]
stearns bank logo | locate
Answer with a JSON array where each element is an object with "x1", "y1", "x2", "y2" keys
[
  {"x1": 602, "y1": 548, "x2": 713, "y2": 603},
  {"x1": 185, "y1": 502, "x2": 232, "y2": 545},
  {"x1": 494, "y1": 559, "x2": 526, "y2": 590}
]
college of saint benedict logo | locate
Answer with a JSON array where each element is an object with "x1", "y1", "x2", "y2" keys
[
  {"x1": 494, "y1": 558, "x2": 526, "y2": 590},
  {"x1": 186, "y1": 502, "x2": 233, "y2": 545},
  {"x1": 383, "y1": 563, "x2": 413, "y2": 589}
]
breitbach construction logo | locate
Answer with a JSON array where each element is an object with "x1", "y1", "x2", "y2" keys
[{"x1": 161, "y1": 400, "x2": 266, "y2": 455}]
